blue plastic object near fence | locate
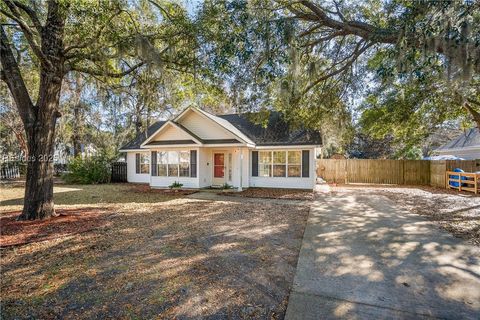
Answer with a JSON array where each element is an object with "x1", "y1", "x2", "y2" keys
[{"x1": 448, "y1": 168, "x2": 466, "y2": 187}]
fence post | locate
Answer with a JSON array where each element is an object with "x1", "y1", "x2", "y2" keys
[{"x1": 345, "y1": 159, "x2": 348, "y2": 184}]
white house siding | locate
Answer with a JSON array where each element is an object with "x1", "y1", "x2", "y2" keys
[
  {"x1": 126, "y1": 152, "x2": 150, "y2": 183},
  {"x1": 178, "y1": 110, "x2": 236, "y2": 140},
  {"x1": 198, "y1": 148, "x2": 212, "y2": 187},
  {"x1": 249, "y1": 147, "x2": 316, "y2": 189},
  {"x1": 150, "y1": 176, "x2": 199, "y2": 188}
]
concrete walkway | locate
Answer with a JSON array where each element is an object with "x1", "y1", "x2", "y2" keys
[{"x1": 285, "y1": 186, "x2": 480, "y2": 319}]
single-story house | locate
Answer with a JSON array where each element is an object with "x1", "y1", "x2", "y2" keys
[
  {"x1": 434, "y1": 128, "x2": 480, "y2": 160},
  {"x1": 119, "y1": 107, "x2": 322, "y2": 190}
]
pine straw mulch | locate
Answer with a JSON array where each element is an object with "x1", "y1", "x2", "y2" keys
[
  {"x1": 129, "y1": 184, "x2": 198, "y2": 196},
  {"x1": 222, "y1": 187, "x2": 314, "y2": 201},
  {"x1": 332, "y1": 185, "x2": 480, "y2": 246},
  {"x1": 0, "y1": 208, "x2": 111, "y2": 247}
]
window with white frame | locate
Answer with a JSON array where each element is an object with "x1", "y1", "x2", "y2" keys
[
  {"x1": 157, "y1": 151, "x2": 168, "y2": 176},
  {"x1": 259, "y1": 151, "x2": 272, "y2": 177},
  {"x1": 179, "y1": 151, "x2": 190, "y2": 177},
  {"x1": 257, "y1": 150, "x2": 303, "y2": 178},
  {"x1": 140, "y1": 153, "x2": 150, "y2": 174},
  {"x1": 287, "y1": 151, "x2": 301, "y2": 177},
  {"x1": 156, "y1": 151, "x2": 190, "y2": 177},
  {"x1": 168, "y1": 151, "x2": 179, "y2": 176},
  {"x1": 273, "y1": 151, "x2": 286, "y2": 177}
]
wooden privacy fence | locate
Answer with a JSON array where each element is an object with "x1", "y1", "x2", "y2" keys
[
  {"x1": 446, "y1": 171, "x2": 479, "y2": 194},
  {"x1": 111, "y1": 162, "x2": 127, "y2": 183},
  {"x1": 430, "y1": 160, "x2": 480, "y2": 187},
  {"x1": 317, "y1": 159, "x2": 480, "y2": 186}
]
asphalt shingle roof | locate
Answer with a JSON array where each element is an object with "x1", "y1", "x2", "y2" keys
[
  {"x1": 437, "y1": 128, "x2": 480, "y2": 150},
  {"x1": 120, "y1": 111, "x2": 322, "y2": 150},
  {"x1": 217, "y1": 112, "x2": 322, "y2": 146}
]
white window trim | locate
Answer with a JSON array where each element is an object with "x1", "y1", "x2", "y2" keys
[
  {"x1": 140, "y1": 153, "x2": 150, "y2": 174},
  {"x1": 256, "y1": 150, "x2": 306, "y2": 178},
  {"x1": 155, "y1": 150, "x2": 191, "y2": 178}
]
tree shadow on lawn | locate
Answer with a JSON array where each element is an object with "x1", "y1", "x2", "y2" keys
[
  {"x1": 0, "y1": 184, "x2": 181, "y2": 208},
  {"x1": 290, "y1": 192, "x2": 480, "y2": 319},
  {"x1": 0, "y1": 208, "x2": 113, "y2": 247},
  {"x1": 2, "y1": 191, "x2": 479, "y2": 319},
  {"x1": 0, "y1": 198, "x2": 309, "y2": 319}
]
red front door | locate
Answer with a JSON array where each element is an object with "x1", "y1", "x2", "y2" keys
[{"x1": 214, "y1": 153, "x2": 224, "y2": 178}]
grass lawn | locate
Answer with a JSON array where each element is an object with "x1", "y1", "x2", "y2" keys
[{"x1": 0, "y1": 183, "x2": 309, "y2": 319}]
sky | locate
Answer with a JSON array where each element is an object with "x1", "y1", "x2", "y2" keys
[{"x1": 184, "y1": 0, "x2": 202, "y2": 16}]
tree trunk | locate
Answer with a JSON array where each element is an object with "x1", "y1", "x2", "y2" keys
[
  {"x1": 18, "y1": 66, "x2": 63, "y2": 220},
  {"x1": 0, "y1": 0, "x2": 67, "y2": 220},
  {"x1": 21, "y1": 116, "x2": 58, "y2": 220},
  {"x1": 134, "y1": 100, "x2": 143, "y2": 135},
  {"x1": 72, "y1": 103, "x2": 82, "y2": 157},
  {"x1": 71, "y1": 73, "x2": 83, "y2": 157}
]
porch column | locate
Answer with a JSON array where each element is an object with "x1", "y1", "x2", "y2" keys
[{"x1": 239, "y1": 150, "x2": 243, "y2": 191}]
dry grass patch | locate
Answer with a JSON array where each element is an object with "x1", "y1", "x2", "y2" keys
[
  {"x1": 223, "y1": 187, "x2": 313, "y2": 201},
  {"x1": 0, "y1": 184, "x2": 309, "y2": 319}
]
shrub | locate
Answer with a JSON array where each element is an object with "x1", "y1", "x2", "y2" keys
[
  {"x1": 221, "y1": 183, "x2": 233, "y2": 189},
  {"x1": 63, "y1": 154, "x2": 112, "y2": 184},
  {"x1": 169, "y1": 181, "x2": 183, "y2": 189}
]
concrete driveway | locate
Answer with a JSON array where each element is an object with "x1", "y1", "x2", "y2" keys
[{"x1": 286, "y1": 187, "x2": 480, "y2": 319}]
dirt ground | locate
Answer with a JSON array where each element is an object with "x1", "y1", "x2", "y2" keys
[
  {"x1": 331, "y1": 185, "x2": 480, "y2": 245},
  {"x1": 0, "y1": 184, "x2": 309, "y2": 319},
  {"x1": 223, "y1": 188, "x2": 313, "y2": 201}
]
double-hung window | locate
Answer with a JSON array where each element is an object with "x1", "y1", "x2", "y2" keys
[
  {"x1": 167, "y1": 151, "x2": 179, "y2": 176},
  {"x1": 179, "y1": 151, "x2": 190, "y2": 177},
  {"x1": 273, "y1": 151, "x2": 286, "y2": 177},
  {"x1": 287, "y1": 151, "x2": 301, "y2": 177},
  {"x1": 157, "y1": 151, "x2": 168, "y2": 176},
  {"x1": 140, "y1": 153, "x2": 150, "y2": 174},
  {"x1": 155, "y1": 150, "x2": 190, "y2": 177},
  {"x1": 259, "y1": 151, "x2": 272, "y2": 177},
  {"x1": 256, "y1": 150, "x2": 303, "y2": 178}
]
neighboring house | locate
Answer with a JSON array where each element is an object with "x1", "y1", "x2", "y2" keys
[
  {"x1": 434, "y1": 128, "x2": 480, "y2": 160},
  {"x1": 119, "y1": 107, "x2": 322, "y2": 189}
]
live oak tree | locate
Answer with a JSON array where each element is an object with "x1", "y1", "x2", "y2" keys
[
  {"x1": 281, "y1": 0, "x2": 480, "y2": 127},
  {"x1": 0, "y1": 0, "x2": 197, "y2": 220}
]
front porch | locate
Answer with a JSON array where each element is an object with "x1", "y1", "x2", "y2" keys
[{"x1": 148, "y1": 146, "x2": 250, "y2": 190}]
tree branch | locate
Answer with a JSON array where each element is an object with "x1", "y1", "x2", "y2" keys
[
  {"x1": 63, "y1": 10, "x2": 122, "y2": 55},
  {"x1": 463, "y1": 102, "x2": 480, "y2": 128},
  {"x1": 1, "y1": 0, "x2": 52, "y2": 69},
  {"x1": 301, "y1": 41, "x2": 374, "y2": 96},
  {"x1": 68, "y1": 61, "x2": 145, "y2": 78},
  {"x1": 0, "y1": 25, "x2": 35, "y2": 127},
  {"x1": 290, "y1": 0, "x2": 480, "y2": 73},
  {"x1": 11, "y1": 0, "x2": 43, "y2": 34}
]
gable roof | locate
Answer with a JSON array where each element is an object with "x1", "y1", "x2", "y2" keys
[
  {"x1": 140, "y1": 120, "x2": 203, "y2": 147},
  {"x1": 436, "y1": 128, "x2": 480, "y2": 151},
  {"x1": 120, "y1": 121, "x2": 166, "y2": 150},
  {"x1": 194, "y1": 108, "x2": 255, "y2": 145},
  {"x1": 120, "y1": 108, "x2": 322, "y2": 151}
]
